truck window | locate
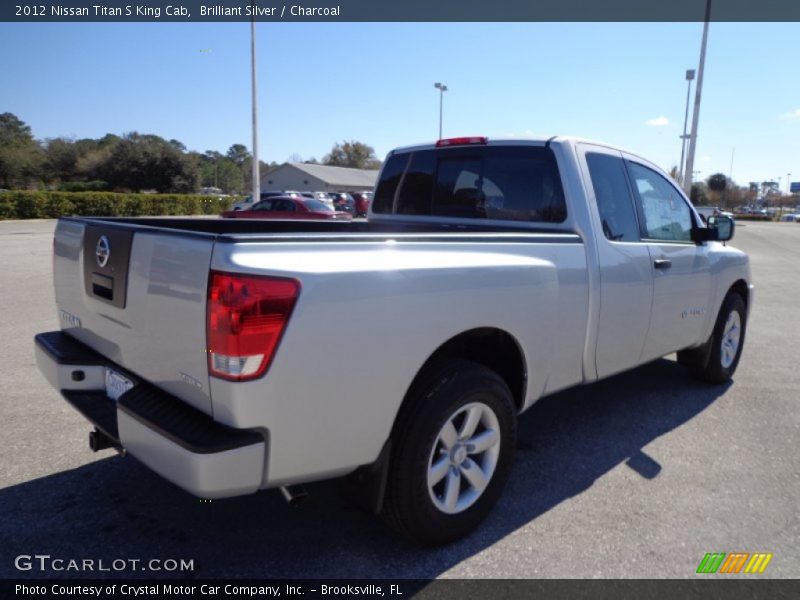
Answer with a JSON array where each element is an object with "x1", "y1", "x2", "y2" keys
[
  {"x1": 371, "y1": 153, "x2": 410, "y2": 213},
  {"x1": 397, "y1": 151, "x2": 436, "y2": 215},
  {"x1": 375, "y1": 146, "x2": 567, "y2": 223},
  {"x1": 585, "y1": 152, "x2": 641, "y2": 242},
  {"x1": 626, "y1": 162, "x2": 693, "y2": 242}
]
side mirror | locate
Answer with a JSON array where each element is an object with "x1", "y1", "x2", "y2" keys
[
  {"x1": 691, "y1": 215, "x2": 734, "y2": 243},
  {"x1": 708, "y1": 215, "x2": 734, "y2": 241}
]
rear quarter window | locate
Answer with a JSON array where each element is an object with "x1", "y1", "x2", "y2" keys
[{"x1": 373, "y1": 145, "x2": 566, "y2": 223}]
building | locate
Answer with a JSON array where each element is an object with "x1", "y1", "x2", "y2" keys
[{"x1": 261, "y1": 162, "x2": 379, "y2": 194}]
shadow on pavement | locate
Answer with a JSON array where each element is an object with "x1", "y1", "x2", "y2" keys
[{"x1": 1, "y1": 358, "x2": 728, "y2": 579}]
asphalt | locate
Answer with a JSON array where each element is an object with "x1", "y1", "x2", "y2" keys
[{"x1": 0, "y1": 219, "x2": 797, "y2": 579}]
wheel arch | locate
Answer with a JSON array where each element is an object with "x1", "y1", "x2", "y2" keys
[
  {"x1": 729, "y1": 278, "x2": 749, "y2": 308},
  {"x1": 400, "y1": 327, "x2": 527, "y2": 418}
]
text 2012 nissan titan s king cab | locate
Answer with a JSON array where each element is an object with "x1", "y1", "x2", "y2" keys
[{"x1": 35, "y1": 136, "x2": 752, "y2": 544}]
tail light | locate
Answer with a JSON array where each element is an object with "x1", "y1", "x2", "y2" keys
[{"x1": 207, "y1": 271, "x2": 300, "y2": 381}]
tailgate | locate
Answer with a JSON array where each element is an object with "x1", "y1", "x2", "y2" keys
[{"x1": 53, "y1": 219, "x2": 214, "y2": 415}]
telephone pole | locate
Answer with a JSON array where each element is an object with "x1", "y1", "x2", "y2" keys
[
  {"x1": 250, "y1": 4, "x2": 260, "y2": 203},
  {"x1": 683, "y1": 0, "x2": 712, "y2": 196}
]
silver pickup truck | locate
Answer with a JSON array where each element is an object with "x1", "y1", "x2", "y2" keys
[{"x1": 35, "y1": 136, "x2": 752, "y2": 544}]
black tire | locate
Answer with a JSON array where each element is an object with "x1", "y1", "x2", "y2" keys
[
  {"x1": 683, "y1": 292, "x2": 747, "y2": 384},
  {"x1": 381, "y1": 359, "x2": 517, "y2": 545}
]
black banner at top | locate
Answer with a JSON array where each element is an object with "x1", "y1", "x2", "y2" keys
[{"x1": 2, "y1": 0, "x2": 800, "y2": 22}]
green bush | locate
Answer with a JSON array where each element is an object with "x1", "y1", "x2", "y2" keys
[
  {"x1": 9, "y1": 191, "x2": 46, "y2": 218},
  {"x1": 733, "y1": 214, "x2": 775, "y2": 222},
  {"x1": 43, "y1": 193, "x2": 76, "y2": 218},
  {"x1": 0, "y1": 191, "x2": 232, "y2": 220}
]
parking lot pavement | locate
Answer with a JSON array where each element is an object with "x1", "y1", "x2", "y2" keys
[{"x1": 1, "y1": 219, "x2": 798, "y2": 579}]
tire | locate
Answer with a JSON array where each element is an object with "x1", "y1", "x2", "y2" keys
[
  {"x1": 683, "y1": 292, "x2": 747, "y2": 384},
  {"x1": 381, "y1": 359, "x2": 517, "y2": 545}
]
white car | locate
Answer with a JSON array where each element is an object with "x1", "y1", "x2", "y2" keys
[
  {"x1": 35, "y1": 136, "x2": 752, "y2": 545},
  {"x1": 780, "y1": 214, "x2": 800, "y2": 222}
]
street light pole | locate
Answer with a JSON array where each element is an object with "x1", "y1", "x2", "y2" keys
[
  {"x1": 250, "y1": 4, "x2": 260, "y2": 204},
  {"x1": 679, "y1": 69, "x2": 695, "y2": 184},
  {"x1": 684, "y1": 0, "x2": 712, "y2": 196},
  {"x1": 434, "y1": 82, "x2": 448, "y2": 140}
]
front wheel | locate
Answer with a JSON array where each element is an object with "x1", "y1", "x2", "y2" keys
[
  {"x1": 381, "y1": 359, "x2": 517, "y2": 545},
  {"x1": 682, "y1": 292, "x2": 747, "y2": 384}
]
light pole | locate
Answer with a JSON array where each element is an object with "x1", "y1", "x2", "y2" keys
[
  {"x1": 684, "y1": 0, "x2": 712, "y2": 196},
  {"x1": 250, "y1": 3, "x2": 260, "y2": 203},
  {"x1": 434, "y1": 82, "x2": 448, "y2": 140},
  {"x1": 679, "y1": 69, "x2": 695, "y2": 185}
]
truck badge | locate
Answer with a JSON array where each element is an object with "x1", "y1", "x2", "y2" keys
[{"x1": 96, "y1": 235, "x2": 111, "y2": 267}]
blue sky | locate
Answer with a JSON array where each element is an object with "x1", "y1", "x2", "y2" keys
[{"x1": 1, "y1": 21, "x2": 798, "y2": 187}]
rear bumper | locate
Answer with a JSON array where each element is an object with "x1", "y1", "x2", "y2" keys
[{"x1": 34, "y1": 331, "x2": 267, "y2": 499}]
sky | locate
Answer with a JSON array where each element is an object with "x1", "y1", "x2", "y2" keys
[{"x1": 1, "y1": 21, "x2": 798, "y2": 188}]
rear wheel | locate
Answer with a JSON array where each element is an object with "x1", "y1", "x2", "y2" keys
[
  {"x1": 381, "y1": 359, "x2": 517, "y2": 545},
  {"x1": 682, "y1": 292, "x2": 747, "y2": 384}
]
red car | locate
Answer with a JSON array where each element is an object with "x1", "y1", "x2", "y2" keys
[{"x1": 221, "y1": 196, "x2": 352, "y2": 220}]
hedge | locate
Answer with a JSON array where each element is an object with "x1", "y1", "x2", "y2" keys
[
  {"x1": 733, "y1": 214, "x2": 776, "y2": 222},
  {"x1": 0, "y1": 191, "x2": 241, "y2": 220}
]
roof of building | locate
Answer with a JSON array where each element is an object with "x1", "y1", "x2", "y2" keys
[{"x1": 276, "y1": 162, "x2": 380, "y2": 187}]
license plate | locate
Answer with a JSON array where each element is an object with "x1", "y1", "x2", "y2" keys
[{"x1": 105, "y1": 368, "x2": 134, "y2": 402}]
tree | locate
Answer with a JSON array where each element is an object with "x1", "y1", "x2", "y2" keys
[
  {"x1": 215, "y1": 159, "x2": 243, "y2": 193},
  {"x1": 43, "y1": 138, "x2": 79, "y2": 184},
  {"x1": 323, "y1": 140, "x2": 378, "y2": 169},
  {"x1": 97, "y1": 132, "x2": 199, "y2": 193},
  {"x1": 707, "y1": 173, "x2": 728, "y2": 193},
  {"x1": 0, "y1": 112, "x2": 43, "y2": 188},
  {"x1": 226, "y1": 144, "x2": 250, "y2": 166},
  {"x1": 761, "y1": 181, "x2": 779, "y2": 197},
  {"x1": 690, "y1": 182, "x2": 709, "y2": 205},
  {"x1": 71, "y1": 134, "x2": 121, "y2": 185}
]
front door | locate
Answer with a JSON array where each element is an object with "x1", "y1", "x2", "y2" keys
[{"x1": 623, "y1": 158, "x2": 712, "y2": 360}]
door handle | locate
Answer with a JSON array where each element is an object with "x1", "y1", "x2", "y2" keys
[{"x1": 654, "y1": 259, "x2": 672, "y2": 270}]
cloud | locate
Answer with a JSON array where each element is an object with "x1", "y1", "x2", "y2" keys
[
  {"x1": 701, "y1": 155, "x2": 711, "y2": 162},
  {"x1": 645, "y1": 116, "x2": 670, "y2": 127},
  {"x1": 780, "y1": 108, "x2": 800, "y2": 120}
]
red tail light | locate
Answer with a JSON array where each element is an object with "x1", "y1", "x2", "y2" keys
[
  {"x1": 207, "y1": 271, "x2": 300, "y2": 381},
  {"x1": 436, "y1": 136, "x2": 488, "y2": 147}
]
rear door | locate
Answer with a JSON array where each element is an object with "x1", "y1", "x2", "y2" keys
[
  {"x1": 577, "y1": 144, "x2": 654, "y2": 378},
  {"x1": 623, "y1": 158, "x2": 712, "y2": 359}
]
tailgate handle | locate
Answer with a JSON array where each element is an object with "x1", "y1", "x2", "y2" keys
[{"x1": 91, "y1": 272, "x2": 114, "y2": 301}]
